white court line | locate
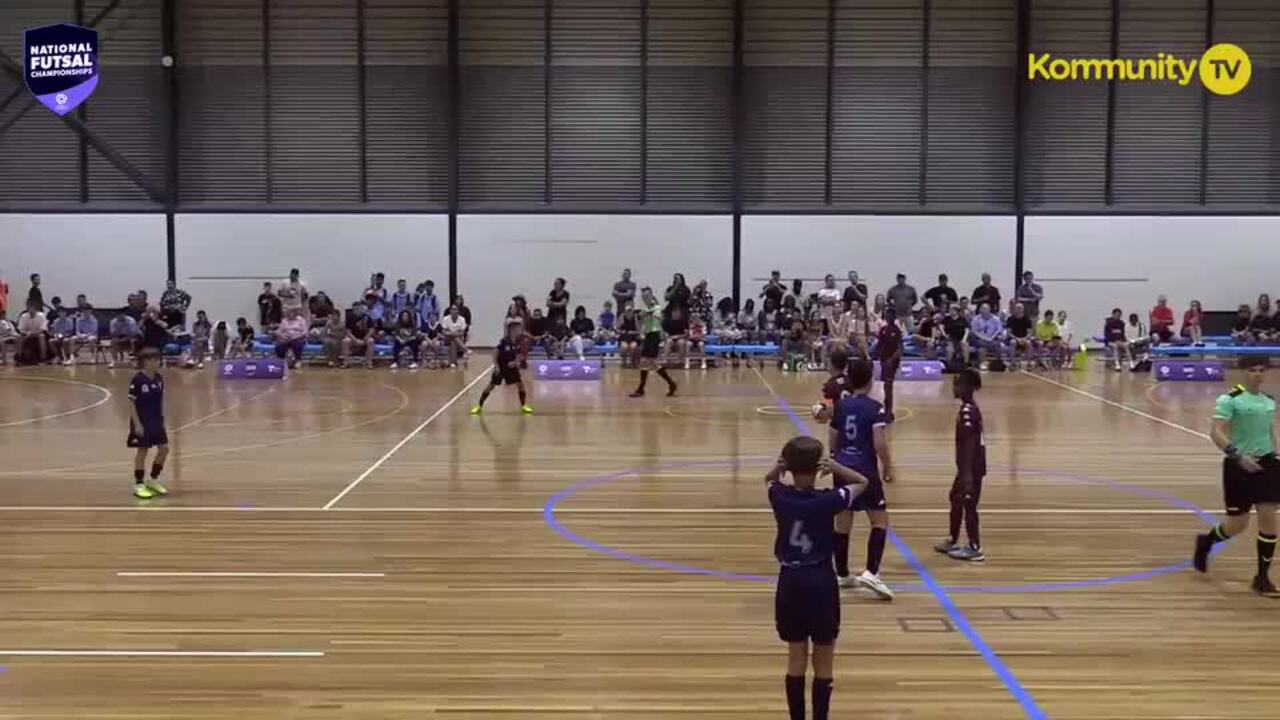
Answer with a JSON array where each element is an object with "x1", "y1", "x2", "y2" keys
[
  {"x1": 0, "y1": 505, "x2": 1201, "y2": 515},
  {"x1": 321, "y1": 366, "x2": 493, "y2": 510},
  {"x1": 0, "y1": 650, "x2": 323, "y2": 658},
  {"x1": 116, "y1": 571, "x2": 385, "y2": 578},
  {"x1": 0, "y1": 377, "x2": 113, "y2": 428},
  {"x1": 1020, "y1": 370, "x2": 1210, "y2": 440},
  {"x1": 169, "y1": 387, "x2": 276, "y2": 434}
]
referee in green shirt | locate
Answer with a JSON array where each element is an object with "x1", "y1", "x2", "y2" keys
[
  {"x1": 630, "y1": 286, "x2": 677, "y2": 398},
  {"x1": 1195, "y1": 356, "x2": 1280, "y2": 597}
]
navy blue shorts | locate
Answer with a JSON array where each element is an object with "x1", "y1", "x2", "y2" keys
[
  {"x1": 776, "y1": 565, "x2": 840, "y2": 644},
  {"x1": 835, "y1": 472, "x2": 887, "y2": 512},
  {"x1": 127, "y1": 425, "x2": 168, "y2": 449}
]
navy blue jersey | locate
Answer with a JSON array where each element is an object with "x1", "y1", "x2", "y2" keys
[
  {"x1": 496, "y1": 337, "x2": 520, "y2": 368},
  {"x1": 830, "y1": 393, "x2": 889, "y2": 475},
  {"x1": 768, "y1": 481, "x2": 859, "y2": 568},
  {"x1": 129, "y1": 372, "x2": 165, "y2": 425}
]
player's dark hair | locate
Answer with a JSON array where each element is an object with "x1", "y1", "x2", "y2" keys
[
  {"x1": 138, "y1": 347, "x2": 161, "y2": 363},
  {"x1": 847, "y1": 358, "x2": 874, "y2": 390},
  {"x1": 957, "y1": 368, "x2": 982, "y2": 392},
  {"x1": 782, "y1": 436, "x2": 823, "y2": 475},
  {"x1": 1111, "y1": 308, "x2": 1122, "y2": 315},
  {"x1": 829, "y1": 348, "x2": 849, "y2": 372},
  {"x1": 1241, "y1": 355, "x2": 1269, "y2": 370}
]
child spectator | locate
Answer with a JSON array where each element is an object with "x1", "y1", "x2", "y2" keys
[
  {"x1": 913, "y1": 310, "x2": 940, "y2": 360},
  {"x1": 1036, "y1": 310, "x2": 1063, "y2": 369},
  {"x1": 568, "y1": 306, "x2": 595, "y2": 361},
  {"x1": 390, "y1": 279, "x2": 414, "y2": 317},
  {"x1": 391, "y1": 310, "x2": 423, "y2": 370},
  {"x1": 415, "y1": 281, "x2": 440, "y2": 327},
  {"x1": 185, "y1": 310, "x2": 211, "y2": 369},
  {"x1": 274, "y1": 307, "x2": 309, "y2": 369},
  {"x1": 48, "y1": 296, "x2": 68, "y2": 322},
  {"x1": 1180, "y1": 300, "x2": 1203, "y2": 345},
  {"x1": 780, "y1": 318, "x2": 806, "y2": 371},
  {"x1": 441, "y1": 305, "x2": 469, "y2": 368},
  {"x1": 688, "y1": 315, "x2": 707, "y2": 367},
  {"x1": 108, "y1": 311, "x2": 140, "y2": 368},
  {"x1": 714, "y1": 298, "x2": 743, "y2": 345},
  {"x1": 232, "y1": 317, "x2": 255, "y2": 359},
  {"x1": 805, "y1": 317, "x2": 826, "y2": 370},
  {"x1": 596, "y1": 301, "x2": 617, "y2": 344},
  {"x1": 1103, "y1": 308, "x2": 1128, "y2": 371},
  {"x1": 258, "y1": 282, "x2": 282, "y2": 329}
]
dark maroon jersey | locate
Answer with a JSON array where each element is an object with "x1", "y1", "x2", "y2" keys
[
  {"x1": 821, "y1": 373, "x2": 849, "y2": 404},
  {"x1": 955, "y1": 401, "x2": 987, "y2": 478},
  {"x1": 876, "y1": 322, "x2": 902, "y2": 363}
]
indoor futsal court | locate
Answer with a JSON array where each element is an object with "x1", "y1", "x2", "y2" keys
[{"x1": 2, "y1": 0, "x2": 1280, "y2": 718}]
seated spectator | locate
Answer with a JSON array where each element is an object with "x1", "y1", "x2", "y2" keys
[
  {"x1": 212, "y1": 321, "x2": 230, "y2": 360},
  {"x1": 48, "y1": 296, "x2": 68, "y2": 322},
  {"x1": 596, "y1": 301, "x2": 617, "y2": 344},
  {"x1": 455, "y1": 294, "x2": 473, "y2": 343},
  {"x1": 1126, "y1": 312, "x2": 1151, "y2": 366},
  {"x1": 1149, "y1": 295, "x2": 1176, "y2": 344},
  {"x1": 1180, "y1": 300, "x2": 1204, "y2": 345},
  {"x1": 527, "y1": 308, "x2": 550, "y2": 356},
  {"x1": 309, "y1": 291, "x2": 335, "y2": 328},
  {"x1": 568, "y1": 306, "x2": 595, "y2": 361},
  {"x1": 617, "y1": 303, "x2": 640, "y2": 368},
  {"x1": 17, "y1": 300, "x2": 52, "y2": 365},
  {"x1": 422, "y1": 312, "x2": 445, "y2": 366},
  {"x1": 231, "y1": 317, "x2": 255, "y2": 359},
  {"x1": 546, "y1": 314, "x2": 570, "y2": 361},
  {"x1": 714, "y1": 298, "x2": 742, "y2": 345},
  {"x1": 70, "y1": 305, "x2": 100, "y2": 364},
  {"x1": 258, "y1": 282, "x2": 282, "y2": 329},
  {"x1": 390, "y1": 310, "x2": 423, "y2": 370},
  {"x1": 1056, "y1": 310, "x2": 1075, "y2": 368},
  {"x1": 780, "y1": 318, "x2": 807, "y2": 371},
  {"x1": 274, "y1": 307, "x2": 309, "y2": 368},
  {"x1": 836, "y1": 301, "x2": 871, "y2": 359},
  {"x1": 663, "y1": 306, "x2": 691, "y2": 367},
  {"x1": 138, "y1": 306, "x2": 172, "y2": 353},
  {"x1": 161, "y1": 279, "x2": 192, "y2": 327},
  {"x1": 737, "y1": 299, "x2": 759, "y2": 343},
  {"x1": 688, "y1": 316, "x2": 707, "y2": 365},
  {"x1": 942, "y1": 305, "x2": 970, "y2": 367},
  {"x1": 125, "y1": 292, "x2": 146, "y2": 321},
  {"x1": 1103, "y1": 308, "x2": 1129, "y2": 371},
  {"x1": 1231, "y1": 304, "x2": 1254, "y2": 345},
  {"x1": 342, "y1": 303, "x2": 378, "y2": 368},
  {"x1": 321, "y1": 312, "x2": 346, "y2": 367},
  {"x1": 108, "y1": 311, "x2": 140, "y2": 368},
  {"x1": 805, "y1": 317, "x2": 826, "y2": 370},
  {"x1": 49, "y1": 306, "x2": 76, "y2": 365},
  {"x1": 0, "y1": 311, "x2": 18, "y2": 365},
  {"x1": 1005, "y1": 303, "x2": 1034, "y2": 368},
  {"x1": 184, "y1": 310, "x2": 212, "y2": 368},
  {"x1": 912, "y1": 310, "x2": 940, "y2": 360},
  {"x1": 970, "y1": 303, "x2": 1003, "y2": 368},
  {"x1": 363, "y1": 290, "x2": 387, "y2": 331},
  {"x1": 441, "y1": 305, "x2": 469, "y2": 368},
  {"x1": 1035, "y1": 310, "x2": 1064, "y2": 369},
  {"x1": 757, "y1": 300, "x2": 780, "y2": 345},
  {"x1": 1251, "y1": 294, "x2": 1276, "y2": 344}
]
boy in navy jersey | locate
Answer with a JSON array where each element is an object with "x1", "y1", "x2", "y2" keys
[
  {"x1": 470, "y1": 319, "x2": 533, "y2": 415},
  {"x1": 936, "y1": 369, "x2": 987, "y2": 561},
  {"x1": 767, "y1": 435, "x2": 868, "y2": 720},
  {"x1": 829, "y1": 359, "x2": 896, "y2": 599},
  {"x1": 127, "y1": 348, "x2": 169, "y2": 499}
]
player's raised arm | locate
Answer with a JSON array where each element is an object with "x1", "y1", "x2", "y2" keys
[{"x1": 764, "y1": 457, "x2": 787, "y2": 485}]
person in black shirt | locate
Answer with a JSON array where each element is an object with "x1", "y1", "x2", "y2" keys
[
  {"x1": 127, "y1": 347, "x2": 170, "y2": 500},
  {"x1": 923, "y1": 274, "x2": 958, "y2": 312},
  {"x1": 568, "y1": 305, "x2": 595, "y2": 360},
  {"x1": 230, "y1": 317, "x2": 255, "y2": 358},
  {"x1": 617, "y1": 303, "x2": 639, "y2": 368},
  {"x1": 139, "y1": 307, "x2": 172, "y2": 353},
  {"x1": 942, "y1": 305, "x2": 970, "y2": 366},
  {"x1": 970, "y1": 273, "x2": 1001, "y2": 314},
  {"x1": 912, "y1": 312, "x2": 939, "y2": 360},
  {"x1": 27, "y1": 273, "x2": 44, "y2": 312},
  {"x1": 1231, "y1": 304, "x2": 1255, "y2": 346},
  {"x1": 841, "y1": 271, "x2": 867, "y2": 312},
  {"x1": 547, "y1": 278, "x2": 570, "y2": 325},
  {"x1": 258, "y1": 282, "x2": 282, "y2": 329},
  {"x1": 471, "y1": 320, "x2": 532, "y2": 415},
  {"x1": 1005, "y1": 303, "x2": 1034, "y2": 368},
  {"x1": 663, "y1": 306, "x2": 691, "y2": 368},
  {"x1": 342, "y1": 303, "x2": 377, "y2": 368},
  {"x1": 761, "y1": 270, "x2": 786, "y2": 310},
  {"x1": 1103, "y1": 308, "x2": 1128, "y2": 371},
  {"x1": 546, "y1": 315, "x2": 570, "y2": 360},
  {"x1": 665, "y1": 273, "x2": 691, "y2": 319},
  {"x1": 528, "y1": 308, "x2": 550, "y2": 355}
]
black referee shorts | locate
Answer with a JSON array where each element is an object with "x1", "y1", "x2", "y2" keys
[
  {"x1": 1223, "y1": 454, "x2": 1280, "y2": 516},
  {"x1": 641, "y1": 332, "x2": 662, "y2": 359}
]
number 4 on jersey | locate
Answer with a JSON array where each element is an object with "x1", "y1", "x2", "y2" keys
[{"x1": 789, "y1": 520, "x2": 813, "y2": 554}]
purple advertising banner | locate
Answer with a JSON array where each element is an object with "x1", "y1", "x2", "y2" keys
[
  {"x1": 874, "y1": 360, "x2": 945, "y2": 382},
  {"x1": 1154, "y1": 360, "x2": 1224, "y2": 382},
  {"x1": 24, "y1": 23, "x2": 99, "y2": 116},
  {"x1": 534, "y1": 360, "x2": 603, "y2": 381},
  {"x1": 218, "y1": 359, "x2": 287, "y2": 380}
]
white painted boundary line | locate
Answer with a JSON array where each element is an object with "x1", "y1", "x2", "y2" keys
[
  {"x1": 0, "y1": 506, "x2": 1204, "y2": 515},
  {"x1": 116, "y1": 571, "x2": 385, "y2": 578},
  {"x1": 0, "y1": 377, "x2": 112, "y2": 428},
  {"x1": 1020, "y1": 370, "x2": 1211, "y2": 440},
  {"x1": 321, "y1": 366, "x2": 492, "y2": 510},
  {"x1": 0, "y1": 650, "x2": 323, "y2": 658},
  {"x1": 169, "y1": 387, "x2": 276, "y2": 434}
]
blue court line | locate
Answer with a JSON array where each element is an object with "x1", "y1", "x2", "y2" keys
[{"x1": 770, "y1": 391, "x2": 1048, "y2": 720}]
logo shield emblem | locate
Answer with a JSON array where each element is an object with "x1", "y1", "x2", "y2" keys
[{"x1": 24, "y1": 23, "x2": 99, "y2": 116}]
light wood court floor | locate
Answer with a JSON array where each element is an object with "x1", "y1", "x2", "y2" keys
[{"x1": 0, "y1": 361, "x2": 1278, "y2": 718}]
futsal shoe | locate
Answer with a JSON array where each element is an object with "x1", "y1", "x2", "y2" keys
[
  {"x1": 1193, "y1": 533, "x2": 1212, "y2": 573},
  {"x1": 837, "y1": 574, "x2": 858, "y2": 589},
  {"x1": 934, "y1": 538, "x2": 958, "y2": 555},
  {"x1": 133, "y1": 484, "x2": 156, "y2": 500},
  {"x1": 629, "y1": 390, "x2": 645, "y2": 398},
  {"x1": 521, "y1": 405, "x2": 534, "y2": 414},
  {"x1": 855, "y1": 570, "x2": 895, "y2": 600},
  {"x1": 1251, "y1": 575, "x2": 1279, "y2": 598},
  {"x1": 469, "y1": 405, "x2": 483, "y2": 415},
  {"x1": 145, "y1": 481, "x2": 169, "y2": 496},
  {"x1": 948, "y1": 546, "x2": 985, "y2": 562}
]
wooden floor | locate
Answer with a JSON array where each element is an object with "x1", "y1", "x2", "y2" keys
[{"x1": 0, "y1": 359, "x2": 1276, "y2": 719}]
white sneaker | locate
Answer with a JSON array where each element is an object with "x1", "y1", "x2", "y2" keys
[
  {"x1": 837, "y1": 574, "x2": 858, "y2": 589},
  {"x1": 390, "y1": 362, "x2": 399, "y2": 370},
  {"x1": 107, "y1": 361, "x2": 115, "y2": 369},
  {"x1": 63, "y1": 357, "x2": 74, "y2": 366},
  {"x1": 197, "y1": 361, "x2": 204, "y2": 369},
  {"x1": 408, "y1": 363, "x2": 419, "y2": 370},
  {"x1": 854, "y1": 570, "x2": 895, "y2": 601}
]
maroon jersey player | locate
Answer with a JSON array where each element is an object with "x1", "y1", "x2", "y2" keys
[
  {"x1": 936, "y1": 369, "x2": 986, "y2": 561},
  {"x1": 814, "y1": 349, "x2": 851, "y2": 423},
  {"x1": 876, "y1": 308, "x2": 904, "y2": 418}
]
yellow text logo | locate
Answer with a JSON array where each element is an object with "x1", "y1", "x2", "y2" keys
[{"x1": 1027, "y1": 43, "x2": 1251, "y2": 96}]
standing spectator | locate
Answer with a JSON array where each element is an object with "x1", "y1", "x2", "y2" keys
[
  {"x1": 1149, "y1": 295, "x2": 1176, "y2": 344},
  {"x1": 27, "y1": 274, "x2": 45, "y2": 312},
  {"x1": 924, "y1": 274, "x2": 959, "y2": 311},
  {"x1": 955, "y1": 297, "x2": 973, "y2": 322},
  {"x1": 415, "y1": 280, "x2": 441, "y2": 326},
  {"x1": 321, "y1": 312, "x2": 346, "y2": 367},
  {"x1": 1231, "y1": 304, "x2": 1254, "y2": 345},
  {"x1": 390, "y1": 279, "x2": 414, "y2": 318},
  {"x1": 970, "y1": 303, "x2": 1003, "y2": 367},
  {"x1": 1015, "y1": 271, "x2": 1044, "y2": 319},
  {"x1": 547, "y1": 278, "x2": 571, "y2": 325},
  {"x1": 160, "y1": 280, "x2": 192, "y2": 327},
  {"x1": 665, "y1": 273, "x2": 691, "y2": 319},
  {"x1": 0, "y1": 311, "x2": 17, "y2": 365},
  {"x1": 278, "y1": 268, "x2": 308, "y2": 316},
  {"x1": 363, "y1": 290, "x2": 387, "y2": 331},
  {"x1": 970, "y1": 273, "x2": 1001, "y2": 314},
  {"x1": 441, "y1": 305, "x2": 469, "y2": 367},
  {"x1": 842, "y1": 271, "x2": 868, "y2": 311},
  {"x1": 71, "y1": 305, "x2": 100, "y2": 364},
  {"x1": 108, "y1": 311, "x2": 140, "y2": 368},
  {"x1": 1005, "y1": 302, "x2": 1034, "y2": 368},
  {"x1": 342, "y1": 303, "x2": 377, "y2": 368},
  {"x1": 1103, "y1": 308, "x2": 1129, "y2": 371},
  {"x1": 274, "y1": 308, "x2": 308, "y2": 368},
  {"x1": 1181, "y1": 300, "x2": 1204, "y2": 345},
  {"x1": 787, "y1": 278, "x2": 808, "y2": 320},
  {"x1": 942, "y1": 305, "x2": 970, "y2": 366},
  {"x1": 568, "y1": 306, "x2": 595, "y2": 360},
  {"x1": 612, "y1": 269, "x2": 637, "y2": 315},
  {"x1": 390, "y1": 310, "x2": 423, "y2": 370},
  {"x1": 690, "y1": 279, "x2": 714, "y2": 326},
  {"x1": 816, "y1": 275, "x2": 842, "y2": 334},
  {"x1": 886, "y1": 274, "x2": 918, "y2": 333},
  {"x1": 365, "y1": 273, "x2": 388, "y2": 306},
  {"x1": 760, "y1": 270, "x2": 786, "y2": 309},
  {"x1": 258, "y1": 282, "x2": 282, "y2": 329}
]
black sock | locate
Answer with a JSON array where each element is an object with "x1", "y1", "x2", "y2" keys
[
  {"x1": 812, "y1": 677, "x2": 832, "y2": 720},
  {"x1": 964, "y1": 498, "x2": 981, "y2": 549},
  {"x1": 133, "y1": 469, "x2": 144, "y2": 484},
  {"x1": 866, "y1": 526, "x2": 887, "y2": 575},
  {"x1": 1208, "y1": 523, "x2": 1232, "y2": 544},
  {"x1": 150, "y1": 463, "x2": 164, "y2": 480},
  {"x1": 784, "y1": 675, "x2": 806, "y2": 720},
  {"x1": 947, "y1": 495, "x2": 962, "y2": 545},
  {"x1": 518, "y1": 387, "x2": 527, "y2": 406},
  {"x1": 636, "y1": 370, "x2": 649, "y2": 392},
  {"x1": 833, "y1": 532, "x2": 850, "y2": 577},
  {"x1": 656, "y1": 367, "x2": 676, "y2": 390},
  {"x1": 882, "y1": 381, "x2": 895, "y2": 416},
  {"x1": 1258, "y1": 533, "x2": 1277, "y2": 578},
  {"x1": 477, "y1": 385, "x2": 493, "y2": 408}
]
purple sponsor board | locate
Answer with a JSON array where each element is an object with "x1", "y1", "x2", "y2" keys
[
  {"x1": 874, "y1": 360, "x2": 945, "y2": 381},
  {"x1": 534, "y1": 360, "x2": 603, "y2": 381},
  {"x1": 1154, "y1": 360, "x2": 1224, "y2": 382},
  {"x1": 218, "y1": 359, "x2": 287, "y2": 380}
]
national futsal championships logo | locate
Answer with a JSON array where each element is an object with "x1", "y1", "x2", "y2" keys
[
  {"x1": 23, "y1": 23, "x2": 100, "y2": 116},
  {"x1": 1027, "y1": 43, "x2": 1251, "y2": 96}
]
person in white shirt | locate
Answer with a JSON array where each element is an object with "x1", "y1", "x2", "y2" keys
[
  {"x1": 816, "y1": 274, "x2": 842, "y2": 336},
  {"x1": 0, "y1": 311, "x2": 18, "y2": 365},
  {"x1": 277, "y1": 268, "x2": 308, "y2": 315},
  {"x1": 441, "y1": 305, "x2": 468, "y2": 368},
  {"x1": 1056, "y1": 310, "x2": 1075, "y2": 368},
  {"x1": 1125, "y1": 312, "x2": 1150, "y2": 368},
  {"x1": 16, "y1": 300, "x2": 51, "y2": 363}
]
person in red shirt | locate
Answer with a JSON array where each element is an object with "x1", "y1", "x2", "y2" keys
[
  {"x1": 935, "y1": 368, "x2": 986, "y2": 562},
  {"x1": 1149, "y1": 294, "x2": 1176, "y2": 344},
  {"x1": 875, "y1": 308, "x2": 904, "y2": 419},
  {"x1": 1180, "y1": 299, "x2": 1204, "y2": 345}
]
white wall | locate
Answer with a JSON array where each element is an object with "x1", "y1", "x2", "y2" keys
[
  {"x1": 458, "y1": 215, "x2": 733, "y2": 338},
  {"x1": 175, "y1": 214, "x2": 449, "y2": 327},
  {"x1": 0, "y1": 214, "x2": 167, "y2": 312},
  {"x1": 1025, "y1": 216, "x2": 1280, "y2": 337},
  {"x1": 742, "y1": 215, "x2": 1017, "y2": 309}
]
